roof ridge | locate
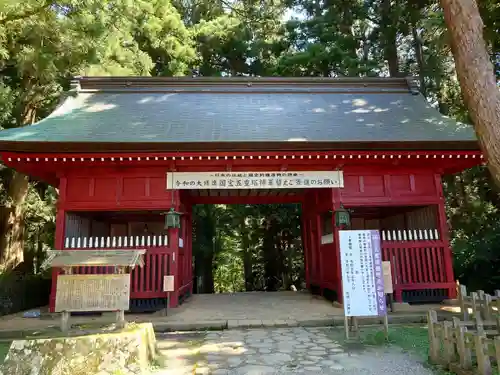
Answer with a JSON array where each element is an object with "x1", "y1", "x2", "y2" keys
[{"x1": 74, "y1": 75, "x2": 415, "y2": 92}]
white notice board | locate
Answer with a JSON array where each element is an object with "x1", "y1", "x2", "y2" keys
[
  {"x1": 339, "y1": 230, "x2": 387, "y2": 317},
  {"x1": 163, "y1": 275, "x2": 175, "y2": 292},
  {"x1": 166, "y1": 171, "x2": 344, "y2": 190},
  {"x1": 382, "y1": 261, "x2": 393, "y2": 294}
]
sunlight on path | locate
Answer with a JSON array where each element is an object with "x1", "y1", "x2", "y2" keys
[{"x1": 152, "y1": 327, "x2": 436, "y2": 375}]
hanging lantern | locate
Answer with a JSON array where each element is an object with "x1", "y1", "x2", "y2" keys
[
  {"x1": 164, "y1": 208, "x2": 182, "y2": 229},
  {"x1": 334, "y1": 204, "x2": 351, "y2": 228}
]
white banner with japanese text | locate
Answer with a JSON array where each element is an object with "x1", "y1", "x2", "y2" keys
[
  {"x1": 166, "y1": 171, "x2": 344, "y2": 190},
  {"x1": 339, "y1": 230, "x2": 387, "y2": 317}
]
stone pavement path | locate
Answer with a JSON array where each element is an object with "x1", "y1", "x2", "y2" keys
[{"x1": 152, "y1": 327, "x2": 436, "y2": 375}]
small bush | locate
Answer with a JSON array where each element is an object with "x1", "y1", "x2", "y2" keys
[{"x1": 0, "y1": 271, "x2": 51, "y2": 315}]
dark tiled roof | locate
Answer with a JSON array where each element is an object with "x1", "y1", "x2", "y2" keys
[{"x1": 0, "y1": 77, "x2": 477, "y2": 152}]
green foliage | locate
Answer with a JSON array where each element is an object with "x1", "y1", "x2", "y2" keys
[
  {"x1": 193, "y1": 204, "x2": 304, "y2": 293},
  {"x1": 0, "y1": 341, "x2": 10, "y2": 363},
  {"x1": 445, "y1": 167, "x2": 500, "y2": 293},
  {"x1": 22, "y1": 185, "x2": 57, "y2": 272},
  {"x1": 0, "y1": 0, "x2": 196, "y2": 273},
  {"x1": 0, "y1": 270, "x2": 51, "y2": 315}
]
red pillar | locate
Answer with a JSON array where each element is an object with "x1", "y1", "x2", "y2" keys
[
  {"x1": 49, "y1": 176, "x2": 67, "y2": 313},
  {"x1": 301, "y1": 205, "x2": 310, "y2": 289},
  {"x1": 168, "y1": 190, "x2": 181, "y2": 307},
  {"x1": 435, "y1": 174, "x2": 456, "y2": 298},
  {"x1": 183, "y1": 209, "x2": 192, "y2": 296},
  {"x1": 187, "y1": 209, "x2": 193, "y2": 296},
  {"x1": 307, "y1": 218, "x2": 316, "y2": 285},
  {"x1": 169, "y1": 226, "x2": 180, "y2": 308},
  {"x1": 315, "y1": 206, "x2": 324, "y2": 289},
  {"x1": 331, "y1": 188, "x2": 343, "y2": 303},
  {"x1": 310, "y1": 198, "x2": 319, "y2": 286}
]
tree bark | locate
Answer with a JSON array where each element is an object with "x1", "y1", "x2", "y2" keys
[
  {"x1": 0, "y1": 172, "x2": 29, "y2": 272},
  {"x1": 0, "y1": 103, "x2": 37, "y2": 272},
  {"x1": 381, "y1": 0, "x2": 400, "y2": 76},
  {"x1": 440, "y1": 0, "x2": 500, "y2": 186},
  {"x1": 412, "y1": 26, "x2": 426, "y2": 97},
  {"x1": 241, "y1": 222, "x2": 253, "y2": 291}
]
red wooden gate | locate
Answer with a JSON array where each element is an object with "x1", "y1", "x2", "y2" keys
[
  {"x1": 382, "y1": 239, "x2": 452, "y2": 301},
  {"x1": 130, "y1": 247, "x2": 174, "y2": 298}
]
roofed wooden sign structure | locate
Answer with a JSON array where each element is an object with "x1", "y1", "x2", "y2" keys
[
  {"x1": 0, "y1": 76, "x2": 482, "y2": 312},
  {"x1": 42, "y1": 249, "x2": 146, "y2": 330},
  {"x1": 42, "y1": 249, "x2": 146, "y2": 270}
]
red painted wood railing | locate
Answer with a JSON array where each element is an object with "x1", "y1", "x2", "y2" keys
[
  {"x1": 311, "y1": 228, "x2": 453, "y2": 303},
  {"x1": 63, "y1": 234, "x2": 175, "y2": 299},
  {"x1": 382, "y1": 239, "x2": 453, "y2": 302}
]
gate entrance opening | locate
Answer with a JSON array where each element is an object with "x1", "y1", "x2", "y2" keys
[{"x1": 191, "y1": 203, "x2": 304, "y2": 296}]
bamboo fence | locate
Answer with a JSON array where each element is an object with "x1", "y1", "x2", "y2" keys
[
  {"x1": 428, "y1": 286, "x2": 500, "y2": 375},
  {"x1": 457, "y1": 284, "x2": 500, "y2": 322}
]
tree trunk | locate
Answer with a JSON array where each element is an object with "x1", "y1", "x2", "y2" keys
[
  {"x1": 237, "y1": 214, "x2": 254, "y2": 291},
  {"x1": 482, "y1": 168, "x2": 500, "y2": 208},
  {"x1": 0, "y1": 172, "x2": 29, "y2": 272},
  {"x1": 35, "y1": 233, "x2": 44, "y2": 274},
  {"x1": 0, "y1": 102, "x2": 37, "y2": 272},
  {"x1": 412, "y1": 26, "x2": 426, "y2": 97},
  {"x1": 440, "y1": 0, "x2": 500, "y2": 186},
  {"x1": 195, "y1": 251, "x2": 214, "y2": 294},
  {"x1": 381, "y1": 0, "x2": 399, "y2": 76},
  {"x1": 243, "y1": 249, "x2": 253, "y2": 291}
]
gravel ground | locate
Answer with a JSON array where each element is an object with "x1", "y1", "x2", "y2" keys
[{"x1": 153, "y1": 327, "x2": 436, "y2": 375}]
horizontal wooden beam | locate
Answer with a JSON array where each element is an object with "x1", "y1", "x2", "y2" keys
[
  {"x1": 189, "y1": 194, "x2": 304, "y2": 205},
  {"x1": 60, "y1": 200, "x2": 177, "y2": 211},
  {"x1": 339, "y1": 196, "x2": 441, "y2": 206},
  {"x1": 395, "y1": 282, "x2": 455, "y2": 290}
]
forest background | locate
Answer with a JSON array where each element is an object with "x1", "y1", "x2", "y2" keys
[{"x1": 0, "y1": 0, "x2": 499, "y2": 313}]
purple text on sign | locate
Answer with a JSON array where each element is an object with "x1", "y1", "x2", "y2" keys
[{"x1": 370, "y1": 230, "x2": 387, "y2": 316}]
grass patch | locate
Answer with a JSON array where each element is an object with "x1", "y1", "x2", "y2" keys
[
  {"x1": 0, "y1": 341, "x2": 11, "y2": 362},
  {"x1": 359, "y1": 325, "x2": 430, "y2": 359},
  {"x1": 356, "y1": 325, "x2": 453, "y2": 375}
]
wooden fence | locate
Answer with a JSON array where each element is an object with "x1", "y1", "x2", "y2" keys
[
  {"x1": 380, "y1": 228, "x2": 451, "y2": 303},
  {"x1": 428, "y1": 286, "x2": 500, "y2": 375},
  {"x1": 457, "y1": 284, "x2": 500, "y2": 321}
]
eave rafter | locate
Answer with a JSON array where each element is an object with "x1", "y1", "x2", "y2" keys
[
  {"x1": 1, "y1": 150, "x2": 485, "y2": 184},
  {"x1": 2, "y1": 150, "x2": 485, "y2": 165}
]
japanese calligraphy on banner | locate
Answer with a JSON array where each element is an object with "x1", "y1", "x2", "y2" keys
[
  {"x1": 166, "y1": 171, "x2": 344, "y2": 190},
  {"x1": 339, "y1": 230, "x2": 387, "y2": 317}
]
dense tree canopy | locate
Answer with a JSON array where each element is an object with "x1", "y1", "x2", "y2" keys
[{"x1": 0, "y1": 0, "x2": 499, "y2": 292}]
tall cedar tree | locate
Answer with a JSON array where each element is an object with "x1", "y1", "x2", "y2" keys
[{"x1": 440, "y1": 0, "x2": 500, "y2": 185}]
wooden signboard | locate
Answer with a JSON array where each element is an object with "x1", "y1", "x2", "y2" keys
[
  {"x1": 166, "y1": 171, "x2": 344, "y2": 190},
  {"x1": 382, "y1": 261, "x2": 393, "y2": 294},
  {"x1": 163, "y1": 275, "x2": 175, "y2": 292},
  {"x1": 55, "y1": 274, "x2": 130, "y2": 313}
]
